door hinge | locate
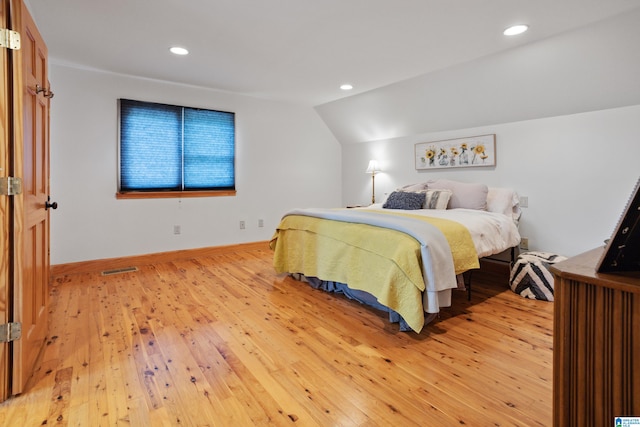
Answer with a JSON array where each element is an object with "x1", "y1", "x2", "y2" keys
[
  {"x1": 0, "y1": 322, "x2": 22, "y2": 343},
  {"x1": 0, "y1": 28, "x2": 21, "y2": 50},
  {"x1": 0, "y1": 177, "x2": 22, "y2": 196}
]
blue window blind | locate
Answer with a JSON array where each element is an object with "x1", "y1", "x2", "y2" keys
[{"x1": 119, "y1": 99, "x2": 235, "y2": 192}]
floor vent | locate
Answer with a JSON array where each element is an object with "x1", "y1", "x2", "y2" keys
[{"x1": 101, "y1": 266, "x2": 138, "y2": 276}]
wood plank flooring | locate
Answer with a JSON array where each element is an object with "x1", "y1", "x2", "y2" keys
[{"x1": 0, "y1": 244, "x2": 553, "y2": 426}]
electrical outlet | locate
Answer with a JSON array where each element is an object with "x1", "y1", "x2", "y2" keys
[
  {"x1": 520, "y1": 237, "x2": 529, "y2": 251},
  {"x1": 239, "y1": 220, "x2": 246, "y2": 229},
  {"x1": 520, "y1": 196, "x2": 529, "y2": 208},
  {"x1": 173, "y1": 225, "x2": 181, "y2": 235},
  {"x1": 258, "y1": 219, "x2": 264, "y2": 227}
]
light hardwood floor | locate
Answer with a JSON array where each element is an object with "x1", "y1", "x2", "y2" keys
[{"x1": 0, "y1": 244, "x2": 553, "y2": 426}]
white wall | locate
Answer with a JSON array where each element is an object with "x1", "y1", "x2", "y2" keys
[
  {"x1": 319, "y1": 7, "x2": 640, "y2": 258},
  {"x1": 49, "y1": 65, "x2": 342, "y2": 265},
  {"x1": 49, "y1": 7, "x2": 640, "y2": 264},
  {"x1": 342, "y1": 105, "x2": 640, "y2": 257}
]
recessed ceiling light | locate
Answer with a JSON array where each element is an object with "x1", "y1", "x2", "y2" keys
[
  {"x1": 169, "y1": 46, "x2": 189, "y2": 55},
  {"x1": 503, "y1": 24, "x2": 529, "y2": 36},
  {"x1": 340, "y1": 84, "x2": 353, "y2": 91}
]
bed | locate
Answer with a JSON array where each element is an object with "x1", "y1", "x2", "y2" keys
[{"x1": 269, "y1": 179, "x2": 521, "y2": 333}]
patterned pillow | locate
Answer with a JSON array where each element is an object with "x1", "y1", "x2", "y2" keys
[
  {"x1": 396, "y1": 188, "x2": 452, "y2": 209},
  {"x1": 424, "y1": 189, "x2": 453, "y2": 209},
  {"x1": 383, "y1": 191, "x2": 425, "y2": 210}
]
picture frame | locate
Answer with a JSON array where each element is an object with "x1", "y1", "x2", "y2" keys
[{"x1": 415, "y1": 134, "x2": 496, "y2": 170}]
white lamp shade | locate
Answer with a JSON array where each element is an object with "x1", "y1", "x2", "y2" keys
[{"x1": 365, "y1": 160, "x2": 380, "y2": 174}]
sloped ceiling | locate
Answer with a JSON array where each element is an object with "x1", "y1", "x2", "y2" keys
[
  {"x1": 27, "y1": 0, "x2": 640, "y2": 107},
  {"x1": 315, "y1": 7, "x2": 640, "y2": 143}
]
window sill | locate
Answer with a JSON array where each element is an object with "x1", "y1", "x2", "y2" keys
[{"x1": 116, "y1": 190, "x2": 236, "y2": 199}]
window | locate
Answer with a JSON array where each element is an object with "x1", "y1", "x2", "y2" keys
[{"x1": 118, "y1": 99, "x2": 235, "y2": 198}]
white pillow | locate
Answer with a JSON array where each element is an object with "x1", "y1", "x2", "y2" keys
[
  {"x1": 487, "y1": 187, "x2": 522, "y2": 223},
  {"x1": 427, "y1": 179, "x2": 488, "y2": 210},
  {"x1": 397, "y1": 182, "x2": 429, "y2": 192}
]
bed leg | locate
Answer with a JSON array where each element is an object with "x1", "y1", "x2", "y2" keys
[{"x1": 464, "y1": 270, "x2": 473, "y2": 301}]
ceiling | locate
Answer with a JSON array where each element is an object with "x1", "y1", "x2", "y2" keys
[{"x1": 27, "y1": 0, "x2": 640, "y2": 107}]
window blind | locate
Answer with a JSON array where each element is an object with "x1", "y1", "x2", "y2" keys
[{"x1": 119, "y1": 99, "x2": 235, "y2": 192}]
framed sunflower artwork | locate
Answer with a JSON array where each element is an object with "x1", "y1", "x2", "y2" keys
[{"x1": 415, "y1": 134, "x2": 496, "y2": 170}]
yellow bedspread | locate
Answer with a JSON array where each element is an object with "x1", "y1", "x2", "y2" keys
[
  {"x1": 270, "y1": 210, "x2": 479, "y2": 332},
  {"x1": 369, "y1": 210, "x2": 479, "y2": 275}
]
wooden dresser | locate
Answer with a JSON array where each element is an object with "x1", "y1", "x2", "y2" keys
[{"x1": 551, "y1": 248, "x2": 640, "y2": 427}]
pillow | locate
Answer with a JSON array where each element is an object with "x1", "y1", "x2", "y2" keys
[
  {"x1": 424, "y1": 189, "x2": 452, "y2": 210},
  {"x1": 383, "y1": 191, "x2": 425, "y2": 210},
  {"x1": 487, "y1": 187, "x2": 522, "y2": 223},
  {"x1": 396, "y1": 185, "x2": 452, "y2": 209},
  {"x1": 397, "y1": 182, "x2": 429, "y2": 192},
  {"x1": 426, "y1": 179, "x2": 488, "y2": 210}
]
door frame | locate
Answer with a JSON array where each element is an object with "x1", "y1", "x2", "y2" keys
[
  {"x1": 0, "y1": 0, "x2": 21, "y2": 402},
  {"x1": 0, "y1": 0, "x2": 11, "y2": 402}
]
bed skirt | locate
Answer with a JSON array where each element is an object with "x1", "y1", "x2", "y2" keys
[{"x1": 290, "y1": 273, "x2": 438, "y2": 332}]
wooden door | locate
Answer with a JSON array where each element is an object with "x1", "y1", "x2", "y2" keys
[
  {"x1": 0, "y1": 0, "x2": 12, "y2": 402},
  {"x1": 11, "y1": 0, "x2": 50, "y2": 395}
]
